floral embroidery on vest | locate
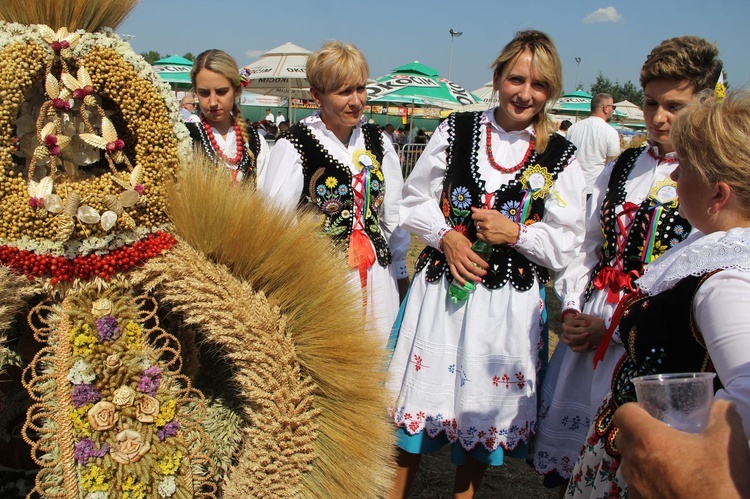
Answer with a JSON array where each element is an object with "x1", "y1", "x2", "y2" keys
[
  {"x1": 584, "y1": 146, "x2": 692, "y2": 303},
  {"x1": 415, "y1": 112, "x2": 575, "y2": 291},
  {"x1": 283, "y1": 123, "x2": 392, "y2": 267}
]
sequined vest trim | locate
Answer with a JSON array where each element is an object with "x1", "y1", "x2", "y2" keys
[
  {"x1": 186, "y1": 122, "x2": 260, "y2": 183},
  {"x1": 283, "y1": 123, "x2": 392, "y2": 267},
  {"x1": 594, "y1": 271, "x2": 720, "y2": 458},
  {"x1": 584, "y1": 146, "x2": 692, "y2": 302},
  {"x1": 415, "y1": 111, "x2": 575, "y2": 291}
]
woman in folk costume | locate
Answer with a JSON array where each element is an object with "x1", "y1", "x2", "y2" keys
[
  {"x1": 261, "y1": 40, "x2": 410, "y2": 345},
  {"x1": 386, "y1": 30, "x2": 586, "y2": 498},
  {"x1": 0, "y1": 1, "x2": 394, "y2": 497},
  {"x1": 533, "y1": 36, "x2": 723, "y2": 491},
  {"x1": 185, "y1": 49, "x2": 268, "y2": 186},
  {"x1": 567, "y1": 89, "x2": 750, "y2": 498}
]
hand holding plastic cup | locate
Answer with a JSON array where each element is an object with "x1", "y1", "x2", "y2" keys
[{"x1": 631, "y1": 372, "x2": 716, "y2": 433}]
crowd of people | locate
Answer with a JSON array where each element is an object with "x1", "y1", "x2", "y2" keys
[{"x1": 164, "y1": 30, "x2": 750, "y2": 498}]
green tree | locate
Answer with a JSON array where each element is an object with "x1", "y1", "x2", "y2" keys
[
  {"x1": 589, "y1": 72, "x2": 614, "y2": 97},
  {"x1": 620, "y1": 80, "x2": 644, "y2": 105},
  {"x1": 182, "y1": 52, "x2": 195, "y2": 62},
  {"x1": 140, "y1": 50, "x2": 162, "y2": 65},
  {"x1": 589, "y1": 72, "x2": 643, "y2": 105}
]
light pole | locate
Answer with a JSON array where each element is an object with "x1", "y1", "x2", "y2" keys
[
  {"x1": 575, "y1": 57, "x2": 581, "y2": 91},
  {"x1": 448, "y1": 29, "x2": 463, "y2": 81}
]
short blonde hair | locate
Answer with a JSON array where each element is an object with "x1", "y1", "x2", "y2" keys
[
  {"x1": 671, "y1": 90, "x2": 750, "y2": 212},
  {"x1": 490, "y1": 30, "x2": 562, "y2": 152},
  {"x1": 306, "y1": 41, "x2": 369, "y2": 94}
]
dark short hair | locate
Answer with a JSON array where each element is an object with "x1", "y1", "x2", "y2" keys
[
  {"x1": 559, "y1": 120, "x2": 572, "y2": 131},
  {"x1": 590, "y1": 93, "x2": 613, "y2": 112}
]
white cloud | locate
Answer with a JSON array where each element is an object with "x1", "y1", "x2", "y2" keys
[
  {"x1": 245, "y1": 49, "x2": 264, "y2": 59},
  {"x1": 583, "y1": 6, "x2": 623, "y2": 24}
]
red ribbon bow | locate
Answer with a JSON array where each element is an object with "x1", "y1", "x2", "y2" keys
[{"x1": 593, "y1": 267, "x2": 638, "y2": 304}]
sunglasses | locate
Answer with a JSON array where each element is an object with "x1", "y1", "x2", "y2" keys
[{"x1": 605, "y1": 104, "x2": 617, "y2": 110}]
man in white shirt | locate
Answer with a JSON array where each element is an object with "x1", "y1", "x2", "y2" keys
[
  {"x1": 565, "y1": 93, "x2": 621, "y2": 196},
  {"x1": 275, "y1": 111, "x2": 286, "y2": 125},
  {"x1": 265, "y1": 108, "x2": 275, "y2": 122},
  {"x1": 383, "y1": 123, "x2": 397, "y2": 144},
  {"x1": 180, "y1": 94, "x2": 200, "y2": 123}
]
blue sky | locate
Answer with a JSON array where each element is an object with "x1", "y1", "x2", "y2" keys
[{"x1": 119, "y1": 0, "x2": 750, "y2": 96}]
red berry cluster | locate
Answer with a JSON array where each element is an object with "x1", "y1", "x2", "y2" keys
[
  {"x1": 50, "y1": 40, "x2": 70, "y2": 53},
  {"x1": 72, "y1": 85, "x2": 94, "y2": 100},
  {"x1": 0, "y1": 231, "x2": 176, "y2": 284},
  {"x1": 43, "y1": 134, "x2": 62, "y2": 156},
  {"x1": 106, "y1": 139, "x2": 125, "y2": 152}
]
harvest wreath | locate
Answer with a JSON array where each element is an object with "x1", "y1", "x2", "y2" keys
[{"x1": 0, "y1": 1, "x2": 393, "y2": 498}]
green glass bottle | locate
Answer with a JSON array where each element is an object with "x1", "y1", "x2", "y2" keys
[{"x1": 448, "y1": 239, "x2": 494, "y2": 304}]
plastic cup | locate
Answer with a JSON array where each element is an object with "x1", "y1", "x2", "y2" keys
[{"x1": 631, "y1": 372, "x2": 716, "y2": 433}]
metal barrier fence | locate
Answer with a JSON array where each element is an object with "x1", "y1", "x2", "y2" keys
[{"x1": 399, "y1": 143, "x2": 427, "y2": 179}]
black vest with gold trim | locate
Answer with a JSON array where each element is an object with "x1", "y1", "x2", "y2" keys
[
  {"x1": 282, "y1": 122, "x2": 392, "y2": 267},
  {"x1": 186, "y1": 122, "x2": 260, "y2": 183},
  {"x1": 584, "y1": 146, "x2": 692, "y2": 302},
  {"x1": 594, "y1": 271, "x2": 720, "y2": 458},
  {"x1": 415, "y1": 112, "x2": 575, "y2": 291}
]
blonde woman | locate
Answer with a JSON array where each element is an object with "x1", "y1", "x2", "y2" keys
[
  {"x1": 261, "y1": 41, "x2": 410, "y2": 346},
  {"x1": 386, "y1": 30, "x2": 586, "y2": 498},
  {"x1": 188, "y1": 49, "x2": 267, "y2": 184}
]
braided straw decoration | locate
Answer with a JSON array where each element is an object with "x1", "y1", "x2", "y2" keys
[
  {"x1": 129, "y1": 155, "x2": 395, "y2": 497},
  {"x1": 20, "y1": 283, "x2": 216, "y2": 498},
  {"x1": 0, "y1": 265, "x2": 41, "y2": 370},
  {"x1": 22, "y1": 299, "x2": 75, "y2": 498},
  {"x1": 132, "y1": 242, "x2": 318, "y2": 497}
]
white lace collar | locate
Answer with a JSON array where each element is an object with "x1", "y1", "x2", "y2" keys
[{"x1": 636, "y1": 227, "x2": 750, "y2": 295}]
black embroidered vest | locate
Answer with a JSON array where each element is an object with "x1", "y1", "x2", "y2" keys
[
  {"x1": 186, "y1": 122, "x2": 260, "y2": 183},
  {"x1": 282, "y1": 122, "x2": 392, "y2": 267},
  {"x1": 584, "y1": 146, "x2": 691, "y2": 302},
  {"x1": 415, "y1": 112, "x2": 576, "y2": 291},
  {"x1": 594, "y1": 271, "x2": 720, "y2": 457}
]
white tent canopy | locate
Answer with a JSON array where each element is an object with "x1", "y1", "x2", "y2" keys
[
  {"x1": 614, "y1": 100, "x2": 644, "y2": 121},
  {"x1": 242, "y1": 42, "x2": 313, "y2": 120},
  {"x1": 472, "y1": 81, "x2": 498, "y2": 107}
]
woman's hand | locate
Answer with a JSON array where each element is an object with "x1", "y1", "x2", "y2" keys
[
  {"x1": 561, "y1": 312, "x2": 606, "y2": 352},
  {"x1": 471, "y1": 207, "x2": 520, "y2": 246},
  {"x1": 441, "y1": 229, "x2": 488, "y2": 286}
]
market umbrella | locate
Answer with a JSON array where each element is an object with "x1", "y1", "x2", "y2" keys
[
  {"x1": 367, "y1": 62, "x2": 481, "y2": 110},
  {"x1": 368, "y1": 62, "x2": 481, "y2": 133},
  {"x1": 152, "y1": 55, "x2": 193, "y2": 91},
  {"x1": 614, "y1": 100, "x2": 644, "y2": 121},
  {"x1": 549, "y1": 90, "x2": 626, "y2": 120},
  {"x1": 469, "y1": 80, "x2": 498, "y2": 109},
  {"x1": 549, "y1": 90, "x2": 594, "y2": 118},
  {"x1": 241, "y1": 42, "x2": 312, "y2": 121}
]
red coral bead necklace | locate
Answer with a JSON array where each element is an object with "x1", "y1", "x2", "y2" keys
[
  {"x1": 485, "y1": 126, "x2": 534, "y2": 174},
  {"x1": 201, "y1": 115, "x2": 244, "y2": 165}
]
